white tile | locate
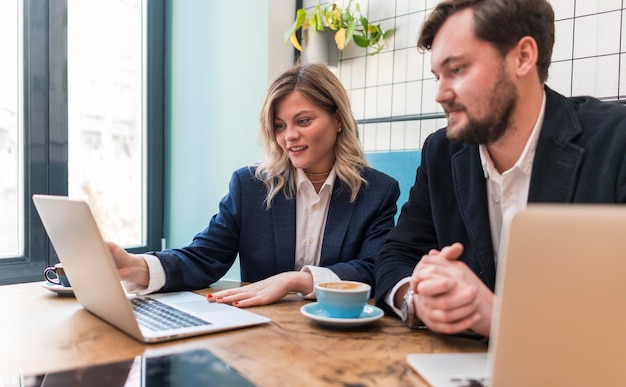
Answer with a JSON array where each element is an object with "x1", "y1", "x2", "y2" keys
[
  {"x1": 406, "y1": 47, "x2": 425, "y2": 82},
  {"x1": 375, "y1": 122, "x2": 391, "y2": 151},
  {"x1": 420, "y1": 50, "x2": 432, "y2": 79},
  {"x1": 404, "y1": 120, "x2": 422, "y2": 150},
  {"x1": 364, "y1": 87, "x2": 378, "y2": 119},
  {"x1": 359, "y1": 0, "x2": 375, "y2": 20},
  {"x1": 622, "y1": 10, "x2": 626, "y2": 52},
  {"x1": 396, "y1": 0, "x2": 410, "y2": 16},
  {"x1": 575, "y1": 0, "x2": 622, "y2": 16},
  {"x1": 393, "y1": 49, "x2": 408, "y2": 83},
  {"x1": 621, "y1": 53, "x2": 626, "y2": 98},
  {"x1": 393, "y1": 14, "x2": 411, "y2": 50},
  {"x1": 362, "y1": 122, "x2": 377, "y2": 152},
  {"x1": 571, "y1": 55, "x2": 619, "y2": 97},
  {"x1": 302, "y1": 0, "x2": 321, "y2": 9},
  {"x1": 546, "y1": 60, "x2": 573, "y2": 97},
  {"x1": 390, "y1": 121, "x2": 407, "y2": 150},
  {"x1": 425, "y1": 0, "x2": 439, "y2": 12},
  {"x1": 573, "y1": 12, "x2": 621, "y2": 58},
  {"x1": 553, "y1": 19, "x2": 573, "y2": 62},
  {"x1": 405, "y1": 81, "x2": 422, "y2": 116},
  {"x1": 392, "y1": 82, "x2": 407, "y2": 117},
  {"x1": 550, "y1": 0, "x2": 575, "y2": 20},
  {"x1": 377, "y1": 51, "x2": 394, "y2": 85},
  {"x1": 365, "y1": 55, "x2": 379, "y2": 87},
  {"x1": 421, "y1": 78, "x2": 439, "y2": 115},
  {"x1": 408, "y1": 0, "x2": 428, "y2": 13},
  {"x1": 349, "y1": 88, "x2": 366, "y2": 121},
  {"x1": 342, "y1": 38, "x2": 363, "y2": 60},
  {"x1": 339, "y1": 59, "x2": 354, "y2": 90},
  {"x1": 349, "y1": 57, "x2": 367, "y2": 89},
  {"x1": 376, "y1": 85, "x2": 393, "y2": 118},
  {"x1": 420, "y1": 119, "x2": 443, "y2": 147},
  {"x1": 358, "y1": 125, "x2": 365, "y2": 148},
  {"x1": 369, "y1": 0, "x2": 396, "y2": 21},
  {"x1": 435, "y1": 118, "x2": 448, "y2": 131},
  {"x1": 407, "y1": 11, "x2": 424, "y2": 52}
]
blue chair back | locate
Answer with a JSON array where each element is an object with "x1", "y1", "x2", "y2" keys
[{"x1": 366, "y1": 151, "x2": 421, "y2": 221}]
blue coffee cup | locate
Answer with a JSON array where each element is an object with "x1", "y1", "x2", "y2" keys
[{"x1": 315, "y1": 281, "x2": 371, "y2": 318}]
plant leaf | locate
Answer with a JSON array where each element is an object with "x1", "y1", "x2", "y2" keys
[
  {"x1": 329, "y1": 3, "x2": 343, "y2": 29},
  {"x1": 310, "y1": 4, "x2": 322, "y2": 30},
  {"x1": 367, "y1": 45, "x2": 383, "y2": 55},
  {"x1": 353, "y1": 34, "x2": 369, "y2": 48},
  {"x1": 360, "y1": 16, "x2": 369, "y2": 32},
  {"x1": 284, "y1": 8, "x2": 306, "y2": 42},
  {"x1": 289, "y1": 33, "x2": 304, "y2": 52},
  {"x1": 326, "y1": 13, "x2": 337, "y2": 30},
  {"x1": 335, "y1": 28, "x2": 347, "y2": 50},
  {"x1": 345, "y1": 18, "x2": 356, "y2": 45}
]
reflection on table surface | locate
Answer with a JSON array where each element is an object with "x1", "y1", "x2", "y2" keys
[{"x1": 0, "y1": 281, "x2": 486, "y2": 387}]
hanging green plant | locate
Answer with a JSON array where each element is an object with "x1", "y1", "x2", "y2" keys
[{"x1": 284, "y1": 1, "x2": 394, "y2": 55}]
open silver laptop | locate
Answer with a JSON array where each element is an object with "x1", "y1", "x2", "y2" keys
[
  {"x1": 33, "y1": 194, "x2": 270, "y2": 343},
  {"x1": 407, "y1": 204, "x2": 626, "y2": 386}
]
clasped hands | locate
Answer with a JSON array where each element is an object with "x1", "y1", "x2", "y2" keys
[{"x1": 409, "y1": 243, "x2": 493, "y2": 337}]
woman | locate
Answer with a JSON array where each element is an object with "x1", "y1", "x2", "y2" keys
[{"x1": 109, "y1": 63, "x2": 399, "y2": 307}]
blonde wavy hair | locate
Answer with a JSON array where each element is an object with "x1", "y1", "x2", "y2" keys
[{"x1": 256, "y1": 63, "x2": 368, "y2": 208}]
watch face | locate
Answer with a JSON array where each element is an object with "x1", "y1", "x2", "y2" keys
[
  {"x1": 401, "y1": 297, "x2": 410, "y2": 322},
  {"x1": 400, "y1": 292, "x2": 413, "y2": 322},
  {"x1": 402, "y1": 290, "x2": 416, "y2": 327}
]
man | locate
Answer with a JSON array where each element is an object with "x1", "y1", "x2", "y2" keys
[{"x1": 375, "y1": 0, "x2": 626, "y2": 338}]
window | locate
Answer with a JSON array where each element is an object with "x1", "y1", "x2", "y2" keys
[
  {"x1": 0, "y1": 0, "x2": 21, "y2": 259},
  {"x1": 0, "y1": 0, "x2": 164, "y2": 285},
  {"x1": 68, "y1": 0, "x2": 145, "y2": 247}
]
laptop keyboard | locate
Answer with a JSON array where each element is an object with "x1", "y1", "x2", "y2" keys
[{"x1": 131, "y1": 297, "x2": 211, "y2": 331}]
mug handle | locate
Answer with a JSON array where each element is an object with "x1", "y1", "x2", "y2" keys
[{"x1": 44, "y1": 267, "x2": 61, "y2": 285}]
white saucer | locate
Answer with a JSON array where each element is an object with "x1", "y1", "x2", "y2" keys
[
  {"x1": 42, "y1": 281, "x2": 75, "y2": 297},
  {"x1": 300, "y1": 302, "x2": 384, "y2": 328}
]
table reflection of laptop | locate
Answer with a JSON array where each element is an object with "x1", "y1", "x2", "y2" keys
[
  {"x1": 407, "y1": 204, "x2": 626, "y2": 387},
  {"x1": 33, "y1": 194, "x2": 270, "y2": 344},
  {"x1": 22, "y1": 348, "x2": 254, "y2": 387}
]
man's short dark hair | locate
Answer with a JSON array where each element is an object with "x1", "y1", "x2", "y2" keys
[{"x1": 417, "y1": 0, "x2": 554, "y2": 83}]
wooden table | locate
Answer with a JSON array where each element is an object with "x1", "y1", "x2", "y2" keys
[{"x1": 0, "y1": 281, "x2": 486, "y2": 386}]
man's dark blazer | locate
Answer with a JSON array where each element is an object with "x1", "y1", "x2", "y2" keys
[
  {"x1": 154, "y1": 166, "x2": 399, "y2": 292},
  {"x1": 375, "y1": 86, "x2": 626, "y2": 313}
]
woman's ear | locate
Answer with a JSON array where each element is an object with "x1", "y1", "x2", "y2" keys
[{"x1": 334, "y1": 111, "x2": 342, "y2": 133}]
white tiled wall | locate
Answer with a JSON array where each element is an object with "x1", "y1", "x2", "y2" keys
[{"x1": 301, "y1": 0, "x2": 626, "y2": 152}]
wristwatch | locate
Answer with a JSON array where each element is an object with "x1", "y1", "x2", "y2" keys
[{"x1": 401, "y1": 288, "x2": 427, "y2": 329}]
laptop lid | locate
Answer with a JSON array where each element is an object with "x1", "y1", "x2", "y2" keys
[
  {"x1": 408, "y1": 204, "x2": 626, "y2": 386},
  {"x1": 33, "y1": 194, "x2": 270, "y2": 343},
  {"x1": 489, "y1": 204, "x2": 626, "y2": 386}
]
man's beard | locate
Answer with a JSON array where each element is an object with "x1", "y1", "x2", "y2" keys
[{"x1": 444, "y1": 68, "x2": 518, "y2": 145}]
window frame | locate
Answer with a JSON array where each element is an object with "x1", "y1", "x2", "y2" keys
[{"x1": 0, "y1": 0, "x2": 164, "y2": 285}]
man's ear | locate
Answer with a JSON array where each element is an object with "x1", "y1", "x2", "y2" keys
[{"x1": 514, "y1": 36, "x2": 539, "y2": 78}]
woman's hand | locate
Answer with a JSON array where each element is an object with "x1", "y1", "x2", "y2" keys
[
  {"x1": 106, "y1": 241, "x2": 150, "y2": 288},
  {"x1": 208, "y1": 271, "x2": 314, "y2": 307}
]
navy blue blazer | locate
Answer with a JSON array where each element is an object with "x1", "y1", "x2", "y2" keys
[
  {"x1": 154, "y1": 166, "x2": 399, "y2": 292},
  {"x1": 375, "y1": 86, "x2": 626, "y2": 313}
]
